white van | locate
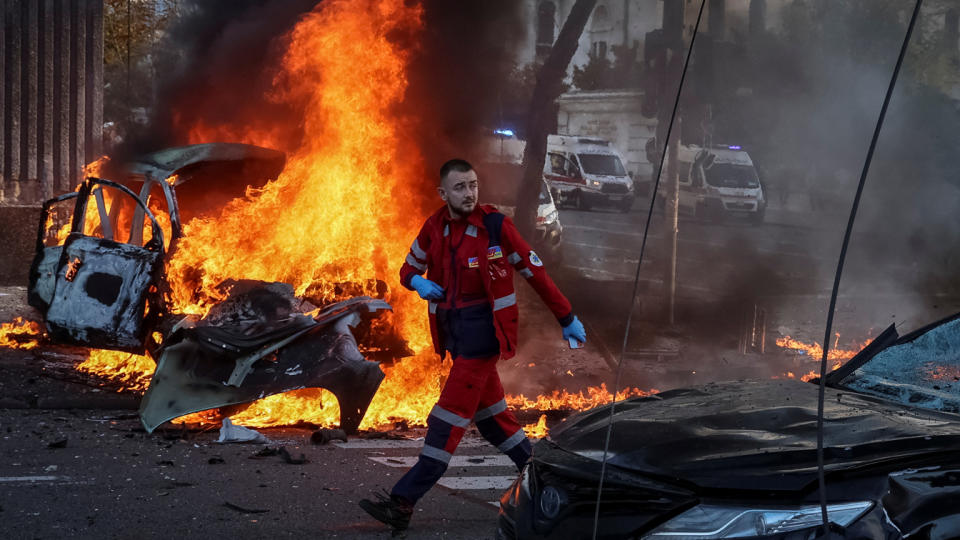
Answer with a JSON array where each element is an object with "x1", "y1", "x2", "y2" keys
[
  {"x1": 543, "y1": 135, "x2": 635, "y2": 212},
  {"x1": 658, "y1": 144, "x2": 766, "y2": 223}
]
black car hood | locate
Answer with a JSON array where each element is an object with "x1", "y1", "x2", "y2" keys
[{"x1": 550, "y1": 379, "x2": 960, "y2": 491}]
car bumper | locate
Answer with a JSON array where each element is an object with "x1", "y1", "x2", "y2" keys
[
  {"x1": 580, "y1": 189, "x2": 634, "y2": 208},
  {"x1": 497, "y1": 469, "x2": 668, "y2": 540},
  {"x1": 699, "y1": 197, "x2": 765, "y2": 216}
]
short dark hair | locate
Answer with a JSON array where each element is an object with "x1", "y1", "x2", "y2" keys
[{"x1": 439, "y1": 158, "x2": 473, "y2": 180}]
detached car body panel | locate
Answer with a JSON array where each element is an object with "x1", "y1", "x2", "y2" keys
[
  {"x1": 140, "y1": 295, "x2": 389, "y2": 434},
  {"x1": 499, "y1": 313, "x2": 960, "y2": 539}
]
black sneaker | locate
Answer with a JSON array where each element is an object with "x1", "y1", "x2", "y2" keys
[{"x1": 359, "y1": 490, "x2": 414, "y2": 531}]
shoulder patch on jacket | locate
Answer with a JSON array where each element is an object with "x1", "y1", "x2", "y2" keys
[{"x1": 528, "y1": 250, "x2": 543, "y2": 267}]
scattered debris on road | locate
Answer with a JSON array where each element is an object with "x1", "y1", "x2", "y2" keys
[{"x1": 216, "y1": 418, "x2": 269, "y2": 444}]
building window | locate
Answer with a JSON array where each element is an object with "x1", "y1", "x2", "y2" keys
[{"x1": 592, "y1": 40, "x2": 608, "y2": 59}]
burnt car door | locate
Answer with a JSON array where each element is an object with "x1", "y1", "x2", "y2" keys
[
  {"x1": 39, "y1": 177, "x2": 167, "y2": 353},
  {"x1": 28, "y1": 191, "x2": 80, "y2": 313}
]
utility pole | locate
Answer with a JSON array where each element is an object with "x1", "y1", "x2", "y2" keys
[
  {"x1": 661, "y1": 1, "x2": 684, "y2": 326},
  {"x1": 665, "y1": 117, "x2": 680, "y2": 325}
]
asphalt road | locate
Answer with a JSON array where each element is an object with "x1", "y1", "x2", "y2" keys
[
  {"x1": 549, "y1": 199, "x2": 960, "y2": 389},
  {"x1": 0, "y1": 407, "x2": 513, "y2": 539},
  {"x1": 557, "y1": 203, "x2": 834, "y2": 295}
]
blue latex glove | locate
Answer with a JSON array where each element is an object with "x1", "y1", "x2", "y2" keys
[
  {"x1": 562, "y1": 315, "x2": 586, "y2": 345},
  {"x1": 410, "y1": 275, "x2": 445, "y2": 301}
]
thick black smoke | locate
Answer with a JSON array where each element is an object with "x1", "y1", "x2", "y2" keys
[
  {"x1": 675, "y1": 1, "x2": 960, "y2": 343},
  {"x1": 397, "y1": 0, "x2": 525, "y2": 178},
  {"x1": 114, "y1": 0, "x2": 318, "y2": 162}
]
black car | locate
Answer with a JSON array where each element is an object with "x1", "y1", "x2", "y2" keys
[{"x1": 498, "y1": 312, "x2": 960, "y2": 539}]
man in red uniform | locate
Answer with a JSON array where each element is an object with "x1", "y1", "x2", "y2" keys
[{"x1": 359, "y1": 158, "x2": 586, "y2": 531}]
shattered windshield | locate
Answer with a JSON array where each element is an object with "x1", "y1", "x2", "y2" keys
[
  {"x1": 703, "y1": 163, "x2": 760, "y2": 189},
  {"x1": 839, "y1": 317, "x2": 960, "y2": 414},
  {"x1": 578, "y1": 153, "x2": 626, "y2": 176}
]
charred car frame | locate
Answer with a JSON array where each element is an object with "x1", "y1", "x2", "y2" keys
[{"x1": 27, "y1": 143, "x2": 388, "y2": 434}]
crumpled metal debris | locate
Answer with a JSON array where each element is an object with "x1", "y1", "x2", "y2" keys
[
  {"x1": 311, "y1": 428, "x2": 347, "y2": 445},
  {"x1": 139, "y1": 282, "x2": 389, "y2": 434}
]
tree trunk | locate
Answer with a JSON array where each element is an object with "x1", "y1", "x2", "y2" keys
[{"x1": 515, "y1": 0, "x2": 596, "y2": 238}]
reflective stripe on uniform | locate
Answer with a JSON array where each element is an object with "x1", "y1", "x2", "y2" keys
[
  {"x1": 411, "y1": 239, "x2": 426, "y2": 259},
  {"x1": 498, "y1": 429, "x2": 527, "y2": 452},
  {"x1": 474, "y1": 399, "x2": 507, "y2": 421},
  {"x1": 507, "y1": 252, "x2": 522, "y2": 265},
  {"x1": 443, "y1": 224, "x2": 450, "y2": 237},
  {"x1": 430, "y1": 404, "x2": 470, "y2": 428},
  {"x1": 519, "y1": 268, "x2": 533, "y2": 279},
  {"x1": 406, "y1": 254, "x2": 427, "y2": 271},
  {"x1": 466, "y1": 224, "x2": 478, "y2": 237},
  {"x1": 493, "y1": 293, "x2": 516, "y2": 311},
  {"x1": 421, "y1": 444, "x2": 453, "y2": 464},
  {"x1": 429, "y1": 302, "x2": 437, "y2": 314}
]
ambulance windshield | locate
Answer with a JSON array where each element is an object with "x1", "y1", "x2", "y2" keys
[
  {"x1": 578, "y1": 154, "x2": 626, "y2": 176},
  {"x1": 704, "y1": 163, "x2": 760, "y2": 189}
]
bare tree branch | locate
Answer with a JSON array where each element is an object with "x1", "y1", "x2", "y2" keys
[{"x1": 515, "y1": 0, "x2": 597, "y2": 237}]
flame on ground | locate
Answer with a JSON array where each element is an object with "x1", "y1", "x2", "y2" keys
[
  {"x1": 0, "y1": 318, "x2": 44, "y2": 350},
  {"x1": 76, "y1": 350, "x2": 155, "y2": 391},
  {"x1": 776, "y1": 334, "x2": 871, "y2": 382},
  {"x1": 507, "y1": 384, "x2": 655, "y2": 411},
  {"x1": 524, "y1": 414, "x2": 549, "y2": 439}
]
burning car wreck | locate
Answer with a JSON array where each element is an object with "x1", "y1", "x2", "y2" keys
[
  {"x1": 498, "y1": 313, "x2": 960, "y2": 539},
  {"x1": 26, "y1": 143, "x2": 389, "y2": 434}
]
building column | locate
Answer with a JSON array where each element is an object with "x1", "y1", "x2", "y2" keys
[
  {"x1": 945, "y1": 8, "x2": 959, "y2": 65},
  {"x1": 708, "y1": 0, "x2": 725, "y2": 40},
  {"x1": 38, "y1": 0, "x2": 55, "y2": 199},
  {"x1": 749, "y1": 0, "x2": 766, "y2": 40},
  {"x1": 68, "y1": 0, "x2": 86, "y2": 189},
  {"x1": 85, "y1": 0, "x2": 102, "y2": 163},
  {"x1": 4, "y1": 0, "x2": 22, "y2": 200},
  {"x1": 53, "y1": 0, "x2": 70, "y2": 193}
]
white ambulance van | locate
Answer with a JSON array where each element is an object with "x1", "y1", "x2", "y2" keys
[
  {"x1": 658, "y1": 144, "x2": 766, "y2": 223},
  {"x1": 543, "y1": 135, "x2": 635, "y2": 212}
]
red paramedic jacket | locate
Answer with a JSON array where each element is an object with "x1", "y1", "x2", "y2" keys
[{"x1": 400, "y1": 204, "x2": 574, "y2": 360}]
